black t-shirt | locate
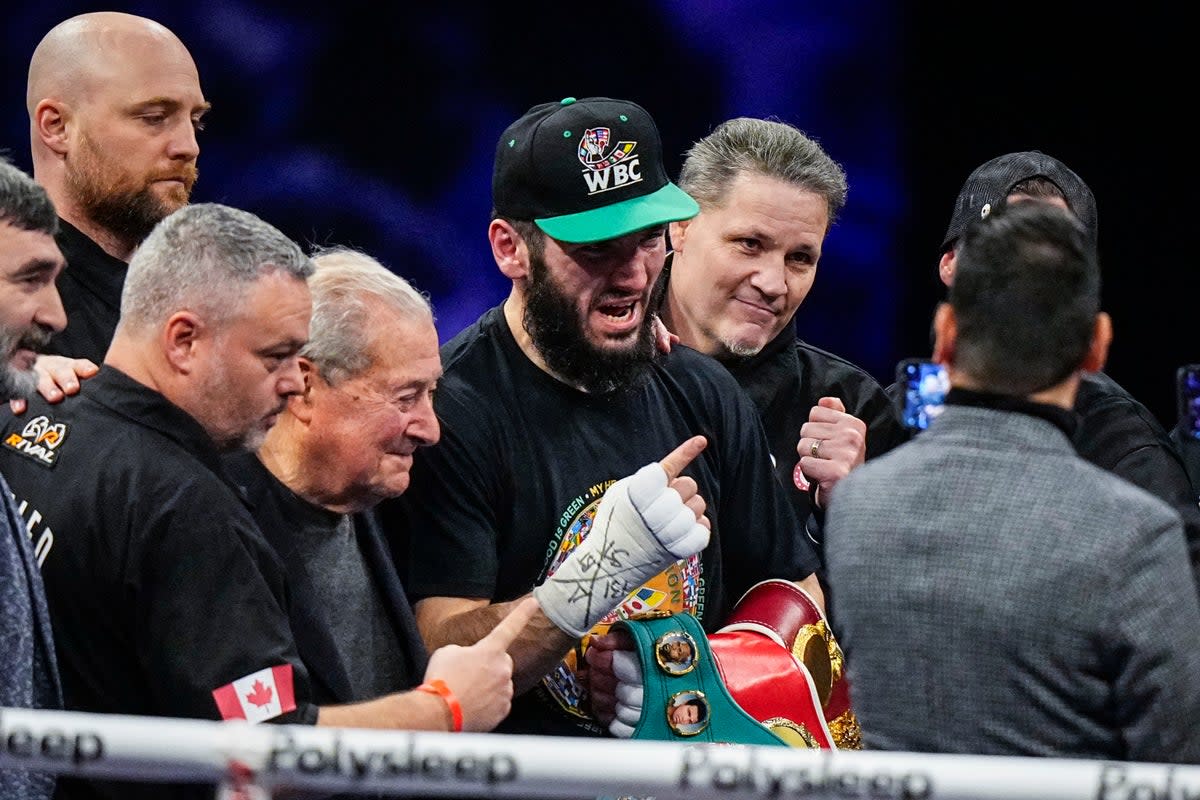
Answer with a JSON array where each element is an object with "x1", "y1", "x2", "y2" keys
[
  {"x1": 0, "y1": 367, "x2": 317, "y2": 800},
  {"x1": 47, "y1": 219, "x2": 126, "y2": 363},
  {"x1": 724, "y1": 319, "x2": 910, "y2": 555},
  {"x1": 382, "y1": 304, "x2": 820, "y2": 737},
  {"x1": 226, "y1": 451, "x2": 422, "y2": 704}
]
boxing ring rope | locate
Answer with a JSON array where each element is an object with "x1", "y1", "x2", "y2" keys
[{"x1": 1, "y1": 707, "x2": 1196, "y2": 799}]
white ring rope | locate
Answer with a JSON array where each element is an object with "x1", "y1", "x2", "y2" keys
[{"x1": 1, "y1": 707, "x2": 1196, "y2": 799}]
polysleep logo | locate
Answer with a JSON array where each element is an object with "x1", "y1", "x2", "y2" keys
[
  {"x1": 678, "y1": 746, "x2": 932, "y2": 799},
  {"x1": 578, "y1": 126, "x2": 641, "y2": 196},
  {"x1": 4, "y1": 415, "x2": 69, "y2": 467},
  {"x1": 266, "y1": 731, "x2": 518, "y2": 787},
  {"x1": 1097, "y1": 764, "x2": 1200, "y2": 800},
  {"x1": 0, "y1": 710, "x2": 105, "y2": 768}
]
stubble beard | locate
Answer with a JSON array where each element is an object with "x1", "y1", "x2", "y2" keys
[
  {"x1": 522, "y1": 251, "x2": 658, "y2": 395},
  {"x1": 66, "y1": 138, "x2": 196, "y2": 246},
  {"x1": 195, "y1": 359, "x2": 275, "y2": 453}
]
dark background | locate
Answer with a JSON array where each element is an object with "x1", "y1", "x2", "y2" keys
[{"x1": 3, "y1": 2, "x2": 1193, "y2": 429}]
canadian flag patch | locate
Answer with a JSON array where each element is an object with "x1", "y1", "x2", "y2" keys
[{"x1": 212, "y1": 665, "x2": 297, "y2": 723}]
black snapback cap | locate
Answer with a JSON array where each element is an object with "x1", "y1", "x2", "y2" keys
[
  {"x1": 492, "y1": 96, "x2": 699, "y2": 243},
  {"x1": 941, "y1": 150, "x2": 1098, "y2": 252}
]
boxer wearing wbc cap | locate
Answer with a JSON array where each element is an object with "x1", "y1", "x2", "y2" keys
[{"x1": 381, "y1": 96, "x2": 825, "y2": 737}]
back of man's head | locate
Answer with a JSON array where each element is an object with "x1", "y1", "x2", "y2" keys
[
  {"x1": 678, "y1": 117, "x2": 848, "y2": 227},
  {"x1": 0, "y1": 155, "x2": 58, "y2": 236},
  {"x1": 303, "y1": 246, "x2": 433, "y2": 385},
  {"x1": 950, "y1": 201, "x2": 1099, "y2": 395},
  {"x1": 118, "y1": 203, "x2": 312, "y2": 337}
]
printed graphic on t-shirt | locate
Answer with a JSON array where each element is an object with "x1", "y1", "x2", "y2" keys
[{"x1": 539, "y1": 482, "x2": 704, "y2": 722}]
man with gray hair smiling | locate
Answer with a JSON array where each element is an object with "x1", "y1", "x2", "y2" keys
[{"x1": 225, "y1": 246, "x2": 517, "y2": 726}]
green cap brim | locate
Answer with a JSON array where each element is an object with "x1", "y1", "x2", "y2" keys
[{"x1": 535, "y1": 182, "x2": 699, "y2": 244}]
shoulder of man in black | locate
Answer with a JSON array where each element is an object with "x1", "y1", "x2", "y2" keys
[
  {"x1": 437, "y1": 303, "x2": 504, "y2": 372},
  {"x1": 46, "y1": 219, "x2": 126, "y2": 363},
  {"x1": 1074, "y1": 371, "x2": 1192, "y2": 482},
  {"x1": 1075, "y1": 371, "x2": 1200, "y2": 584}
]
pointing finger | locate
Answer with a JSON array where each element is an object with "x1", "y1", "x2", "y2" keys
[
  {"x1": 659, "y1": 435, "x2": 707, "y2": 481},
  {"x1": 479, "y1": 596, "x2": 540, "y2": 650}
]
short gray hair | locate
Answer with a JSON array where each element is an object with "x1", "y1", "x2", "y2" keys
[
  {"x1": 120, "y1": 203, "x2": 313, "y2": 332},
  {"x1": 303, "y1": 246, "x2": 434, "y2": 385},
  {"x1": 678, "y1": 117, "x2": 848, "y2": 227}
]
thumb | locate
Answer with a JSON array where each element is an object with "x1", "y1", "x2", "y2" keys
[
  {"x1": 477, "y1": 596, "x2": 539, "y2": 651},
  {"x1": 817, "y1": 396, "x2": 846, "y2": 413},
  {"x1": 659, "y1": 435, "x2": 707, "y2": 481}
]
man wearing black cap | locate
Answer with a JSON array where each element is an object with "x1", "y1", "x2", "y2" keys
[
  {"x1": 922, "y1": 151, "x2": 1200, "y2": 586},
  {"x1": 383, "y1": 96, "x2": 825, "y2": 738}
]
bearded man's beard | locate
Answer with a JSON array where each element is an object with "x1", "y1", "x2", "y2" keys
[
  {"x1": 522, "y1": 251, "x2": 659, "y2": 395},
  {"x1": 0, "y1": 324, "x2": 53, "y2": 402},
  {"x1": 67, "y1": 137, "x2": 196, "y2": 245}
]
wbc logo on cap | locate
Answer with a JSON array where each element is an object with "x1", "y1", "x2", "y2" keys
[{"x1": 578, "y1": 127, "x2": 642, "y2": 196}]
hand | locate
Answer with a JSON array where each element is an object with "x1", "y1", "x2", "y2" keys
[
  {"x1": 8, "y1": 355, "x2": 99, "y2": 414},
  {"x1": 586, "y1": 629, "x2": 645, "y2": 738},
  {"x1": 796, "y1": 397, "x2": 867, "y2": 508},
  {"x1": 533, "y1": 436, "x2": 710, "y2": 637},
  {"x1": 421, "y1": 596, "x2": 539, "y2": 732},
  {"x1": 651, "y1": 314, "x2": 678, "y2": 355},
  {"x1": 585, "y1": 627, "x2": 636, "y2": 726}
]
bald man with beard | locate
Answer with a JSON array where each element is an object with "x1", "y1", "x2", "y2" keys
[{"x1": 27, "y1": 12, "x2": 208, "y2": 365}]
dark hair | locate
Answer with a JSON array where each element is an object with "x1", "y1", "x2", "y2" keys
[
  {"x1": 1007, "y1": 176, "x2": 1067, "y2": 205},
  {"x1": 0, "y1": 155, "x2": 58, "y2": 236},
  {"x1": 950, "y1": 201, "x2": 1098, "y2": 394},
  {"x1": 491, "y1": 210, "x2": 545, "y2": 260}
]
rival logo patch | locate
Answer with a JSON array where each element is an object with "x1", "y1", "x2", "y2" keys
[
  {"x1": 578, "y1": 126, "x2": 641, "y2": 195},
  {"x1": 4, "y1": 415, "x2": 69, "y2": 468}
]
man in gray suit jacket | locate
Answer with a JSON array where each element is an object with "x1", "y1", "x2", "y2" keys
[{"x1": 824, "y1": 201, "x2": 1200, "y2": 761}]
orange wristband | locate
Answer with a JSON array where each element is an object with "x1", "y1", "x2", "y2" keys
[{"x1": 416, "y1": 679, "x2": 463, "y2": 732}]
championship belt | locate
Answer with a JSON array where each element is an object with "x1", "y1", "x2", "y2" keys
[
  {"x1": 613, "y1": 612, "x2": 788, "y2": 746},
  {"x1": 715, "y1": 579, "x2": 862, "y2": 750}
]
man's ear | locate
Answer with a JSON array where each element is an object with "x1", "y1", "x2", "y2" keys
[
  {"x1": 490, "y1": 219, "x2": 529, "y2": 280},
  {"x1": 288, "y1": 358, "x2": 320, "y2": 423},
  {"x1": 161, "y1": 311, "x2": 204, "y2": 373},
  {"x1": 931, "y1": 302, "x2": 956, "y2": 365},
  {"x1": 33, "y1": 99, "x2": 71, "y2": 156},
  {"x1": 1082, "y1": 311, "x2": 1112, "y2": 373},
  {"x1": 668, "y1": 219, "x2": 690, "y2": 253},
  {"x1": 938, "y1": 249, "x2": 956, "y2": 288}
]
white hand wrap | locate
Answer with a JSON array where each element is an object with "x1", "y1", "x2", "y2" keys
[
  {"x1": 533, "y1": 462, "x2": 710, "y2": 638},
  {"x1": 609, "y1": 650, "x2": 644, "y2": 738}
]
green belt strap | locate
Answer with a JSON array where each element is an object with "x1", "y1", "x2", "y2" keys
[{"x1": 613, "y1": 612, "x2": 788, "y2": 746}]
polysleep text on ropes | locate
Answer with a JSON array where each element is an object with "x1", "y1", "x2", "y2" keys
[
  {"x1": 678, "y1": 745, "x2": 931, "y2": 800},
  {"x1": 266, "y1": 729, "x2": 517, "y2": 785},
  {"x1": 3, "y1": 707, "x2": 1200, "y2": 800}
]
